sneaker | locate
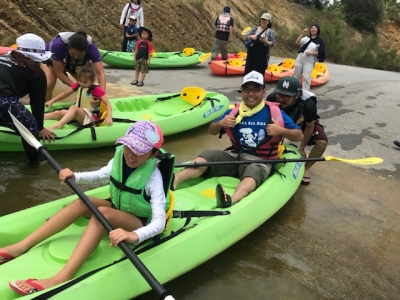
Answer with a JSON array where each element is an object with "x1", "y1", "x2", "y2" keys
[
  {"x1": 137, "y1": 81, "x2": 144, "y2": 87},
  {"x1": 131, "y1": 80, "x2": 138, "y2": 85}
]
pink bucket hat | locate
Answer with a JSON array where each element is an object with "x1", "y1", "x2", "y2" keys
[{"x1": 116, "y1": 121, "x2": 164, "y2": 155}]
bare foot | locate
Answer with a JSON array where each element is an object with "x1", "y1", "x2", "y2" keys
[{"x1": 46, "y1": 124, "x2": 62, "y2": 131}]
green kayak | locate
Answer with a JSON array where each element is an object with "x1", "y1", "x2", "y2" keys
[
  {"x1": 0, "y1": 89, "x2": 229, "y2": 151},
  {"x1": 99, "y1": 49, "x2": 211, "y2": 68},
  {"x1": 0, "y1": 144, "x2": 304, "y2": 299}
]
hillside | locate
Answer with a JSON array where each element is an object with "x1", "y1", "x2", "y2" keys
[{"x1": 1, "y1": 0, "x2": 400, "y2": 63}]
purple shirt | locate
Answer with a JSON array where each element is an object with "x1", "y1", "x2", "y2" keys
[{"x1": 45, "y1": 36, "x2": 101, "y2": 63}]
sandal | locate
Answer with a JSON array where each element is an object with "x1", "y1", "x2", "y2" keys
[
  {"x1": 131, "y1": 80, "x2": 138, "y2": 85},
  {"x1": 301, "y1": 176, "x2": 311, "y2": 185},
  {"x1": 215, "y1": 184, "x2": 232, "y2": 208},
  {"x1": 137, "y1": 81, "x2": 144, "y2": 87}
]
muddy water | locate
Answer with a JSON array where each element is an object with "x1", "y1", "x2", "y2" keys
[{"x1": 1, "y1": 82, "x2": 400, "y2": 299}]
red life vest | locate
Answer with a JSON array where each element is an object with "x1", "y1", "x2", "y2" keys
[
  {"x1": 224, "y1": 101, "x2": 284, "y2": 159},
  {"x1": 216, "y1": 14, "x2": 231, "y2": 32}
]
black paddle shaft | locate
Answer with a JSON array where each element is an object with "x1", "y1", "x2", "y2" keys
[
  {"x1": 174, "y1": 157, "x2": 325, "y2": 168},
  {"x1": 38, "y1": 147, "x2": 172, "y2": 300}
]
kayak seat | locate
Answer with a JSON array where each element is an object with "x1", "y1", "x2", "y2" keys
[
  {"x1": 314, "y1": 62, "x2": 327, "y2": 73},
  {"x1": 281, "y1": 58, "x2": 295, "y2": 69},
  {"x1": 228, "y1": 58, "x2": 245, "y2": 66},
  {"x1": 267, "y1": 65, "x2": 283, "y2": 73}
]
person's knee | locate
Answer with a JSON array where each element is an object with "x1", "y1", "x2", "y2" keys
[{"x1": 315, "y1": 139, "x2": 328, "y2": 151}]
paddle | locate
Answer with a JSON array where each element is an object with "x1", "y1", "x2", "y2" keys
[
  {"x1": 8, "y1": 112, "x2": 174, "y2": 300},
  {"x1": 241, "y1": 27, "x2": 251, "y2": 35},
  {"x1": 198, "y1": 52, "x2": 211, "y2": 63},
  {"x1": 174, "y1": 156, "x2": 383, "y2": 168}
]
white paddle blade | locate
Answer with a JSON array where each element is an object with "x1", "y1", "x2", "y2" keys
[{"x1": 9, "y1": 111, "x2": 43, "y2": 149}]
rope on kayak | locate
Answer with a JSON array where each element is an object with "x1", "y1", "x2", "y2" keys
[
  {"x1": 30, "y1": 209, "x2": 230, "y2": 299},
  {"x1": 0, "y1": 118, "x2": 104, "y2": 140}
]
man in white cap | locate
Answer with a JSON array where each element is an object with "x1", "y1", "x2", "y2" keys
[
  {"x1": 173, "y1": 71, "x2": 303, "y2": 208},
  {"x1": 0, "y1": 33, "x2": 55, "y2": 166}
]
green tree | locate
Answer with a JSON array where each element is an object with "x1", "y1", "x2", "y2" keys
[{"x1": 341, "y1": 0, "x2": 384, "y2": 32}]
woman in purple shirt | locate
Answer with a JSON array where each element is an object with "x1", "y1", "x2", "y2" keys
[{"x1": 41, "y1": 30, "x2": 106, "y2": 101}]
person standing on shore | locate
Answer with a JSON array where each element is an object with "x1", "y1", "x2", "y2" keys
[
  {"x1": 120, "y1": 0, "x2": 144, "y2": 52},
  {"x1": 210, "y1": 6, "x2": 234, "y2": 61},
  {"x1": 294, "y1": 24, "x2": 326, "y2": 91}
]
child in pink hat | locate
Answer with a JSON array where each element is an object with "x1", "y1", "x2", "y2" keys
[{"x1": 5, "y1": 121, "x2": 171, "y2": 295}]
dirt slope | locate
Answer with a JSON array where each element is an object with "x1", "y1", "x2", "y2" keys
[{"x1": 1, "y1": 0, "x2": 399, "y2": 58}]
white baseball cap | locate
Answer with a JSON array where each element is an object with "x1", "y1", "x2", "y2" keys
[
  {"x1": 129, "y1": 16, "x2": 137, "y2": 20},
  {"x1": 15, "y1": 33, "x2": 52, "y2": 62},
  {"x1": 242, "y1": 71, "x2": 265, "y2": 87}
]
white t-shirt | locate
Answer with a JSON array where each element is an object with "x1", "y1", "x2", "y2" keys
[
  {"x1": 300, "y1": 36, "x2": 320, "y2": 53},
  {"x1": 75, "y1": 158, "x2": 166, "y2": 244}
]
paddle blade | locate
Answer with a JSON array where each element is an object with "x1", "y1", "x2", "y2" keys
[
  {"x1": 241, "y1": 26, "x2": 251, "y2": 35},
  {"x1": 180, "y1": 86, "x2": 206, "y2": 106},
  {"x1": 198, "y1": 52, "x2": 211, "y2": 62},
  {"x1": 182, "y1": 47, "x2": 195, "y2": 56},
  {"x1": 9, "y1": 111, "x2": 43, "y2": 149},
  {"x1": 325, "y1": 156, "x2": 383, "y2": 165}
]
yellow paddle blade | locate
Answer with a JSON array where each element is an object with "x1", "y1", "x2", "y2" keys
[
  {"x1": 182, "y1": 47, "x2": 195, "y2": 56},
  {"x1": 180, "y1": 86, "x2": 206, "y2": 106},
  {"x1": 98, "y1": 101, "x2": 107, "y2": 126},
  {"x1": 237, "y1": 52, "x2": 247, "y2": 58},
  {"x1": 325, "y1": 156, "x2": 383, "y2": 165},
  {"x1": 228, "y1": 58, "x2": 245, "y2": 66},
  {"x1": 198, "y1": 52, "x2": 211, "y2": 62},
  {"x1": 151, "y1": 51, "x2": 156, "y2": 58},
  {"x1": 241, "y1": 26, "x2": 251, "y2": 35}
]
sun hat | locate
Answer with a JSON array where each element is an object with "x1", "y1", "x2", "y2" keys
[
  {"x1": 15, "y1": 33, "x2": 52, "y2": 62},
  {"x1": 129, "y1": 15, "x2": 137, "y2": 21},
  {"x1": 116, "y1": 121, "x2": 164, "y2": 155},
  {"x1": 260, "y1": 13, "x2": 272, "y2": 21},
  {"x1": 274, "y1": 76, "x2": 301, "y2": 96},
  {"x1": 241, "y1": 71, "x2": 265, "y2": 87},
  {"x1": 223, "y1": 6, "x2": 230, "y2": 13},
  {"x1": 138, "y1": 27, "x2": 153, "y2": 41}
]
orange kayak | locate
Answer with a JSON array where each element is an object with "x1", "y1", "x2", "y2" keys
[
  {"x1": 209, "y1": 58, "x2": 297, "y2": 83},
  {"x1": 264, "y1": 59, "x2": 295, "y2": 82}
]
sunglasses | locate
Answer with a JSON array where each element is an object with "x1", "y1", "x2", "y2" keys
[
  {"x1": 276, "y1": 93, "x2": 293, "y2": 101},
  {"x1": 242, "y1": 86, "x2": 264, "y2": 93}
]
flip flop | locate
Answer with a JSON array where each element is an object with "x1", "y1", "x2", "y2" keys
[
  {"x1": 9, "y1": 279, "x2": 45, "y2": 295},
  {"x1": 216, "y1": 184, "x2": 232, "y2": 208},
  {"x1": 394, "y1": 140, "x2": 400, "y2": 148},
  {"x1": 301, "y1": 176, "x2": 311, "y2": 185},
  {"x1": 0, "y1": 251, "x2": 14, "y2": 265}
]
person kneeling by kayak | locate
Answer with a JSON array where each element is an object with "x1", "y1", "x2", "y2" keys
[
  {"x1": 172, "y1": 71, "x2": 303, "y2": 208},
  {"x1": 267, "y1": 76, "x2": 328, "y2": 185},
  {"x1": 1, "y1": 121, "x2": 171, "y2": 295}
]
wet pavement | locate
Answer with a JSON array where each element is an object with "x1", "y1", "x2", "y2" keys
[{"x1": 1, "y1": 57, "x2": 400, "y2": 299}]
